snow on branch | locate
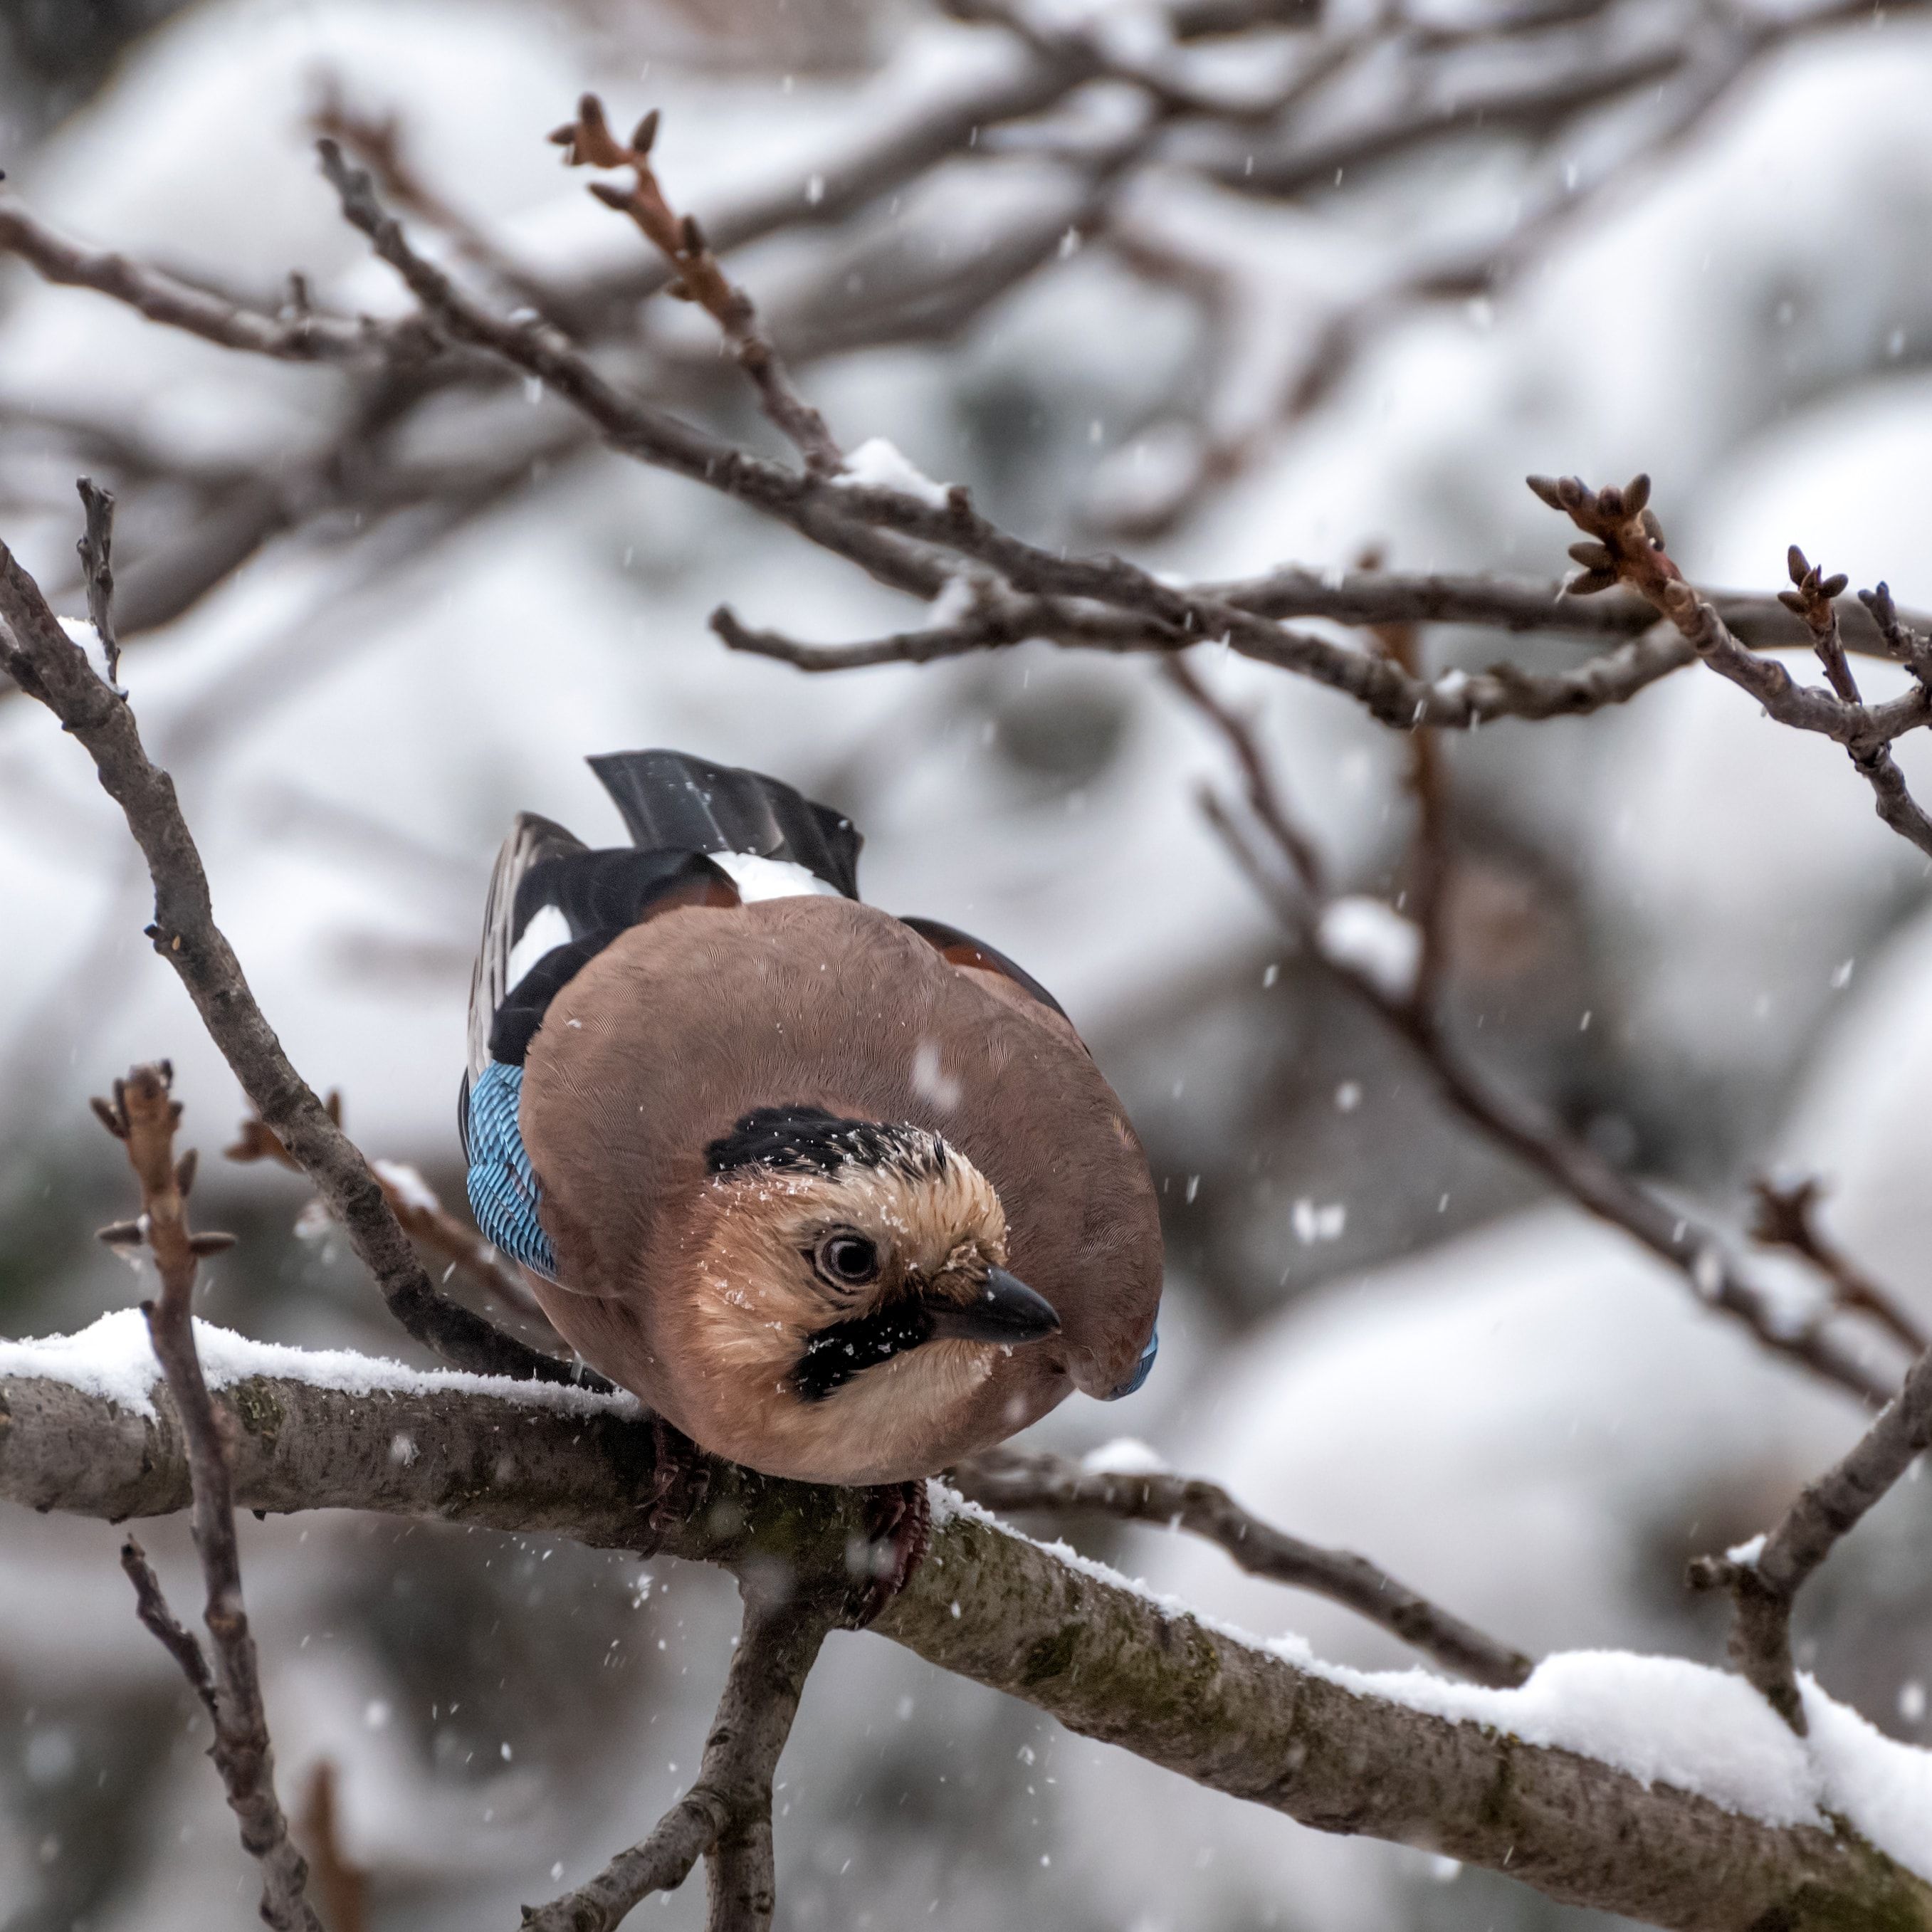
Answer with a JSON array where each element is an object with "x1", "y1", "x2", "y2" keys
[{"x1": 0, "y1": 1326, "x2": 1929, "y2": 1931}]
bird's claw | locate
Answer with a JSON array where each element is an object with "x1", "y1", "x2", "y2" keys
[{"x1": 845, "y1": 1479, "x2": 931, "y2": 1628}]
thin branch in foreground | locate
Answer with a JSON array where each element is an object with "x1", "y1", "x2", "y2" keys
[
  {"x1": 950, "y1": 1447, "x2": 1531, "y2": 1688},
  {"x1": 0, "y1": 523, "x2": 567, "y2": 1385},
  {"x1": 550, "y1": 95, "x2": 842, "y2": 476},
  {"x1": 522, "y1": 1586, "x2": 836, "y2": 1932},
  {"x1": 1165, "y1": 651, "x2": 1896, "y2": 1408},
  {"x1": 1694, "y1": 1199, "x2": 1932, "y2": 1731},
  {"x1": 93, "y1": 1064, "x2": 321, "y2": 1932}
]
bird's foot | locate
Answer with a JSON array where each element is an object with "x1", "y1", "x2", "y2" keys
[
  {"x1": 643, "y1": 1412, "x2": 710, "y2": 1544},
  {"x1": 846, "y1": 1479, "x2": 932, "y2": 1628}
]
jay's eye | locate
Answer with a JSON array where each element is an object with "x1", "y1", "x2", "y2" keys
[{"x1": 814, "y1": 1230, "x2": 881, "y2": 1288}]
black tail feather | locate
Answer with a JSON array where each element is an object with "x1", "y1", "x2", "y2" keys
[{"x1": 587, "y1": 749, "x2": 861, "y2": 898}]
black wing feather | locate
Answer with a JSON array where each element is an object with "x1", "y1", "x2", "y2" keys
[{"x1": 587, "y1": 748, "x2": 861, "y2": 898}]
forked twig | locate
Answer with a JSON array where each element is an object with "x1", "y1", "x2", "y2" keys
[
  {"x1": 0, "y1": 520, "x2": 569, "y2": 1385},
  {"x1": 521, "y1": 1586, "x2": 835, "y2": 1932},
  {"x1": 94, "y1": 1064, "x2": 321, "y2": 1932},
  {"x1": 550, "y1": 95, "x2": 842, "y2": 476},
  {"x1": 951, "y1": 1447, "x2": 1531, "y2": 1686}
]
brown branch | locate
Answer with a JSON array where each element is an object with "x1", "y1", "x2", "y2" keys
[
  {"x1": 74, "y1": 476, "x2": 121, "y2": 691},
  {"x1": 1529, "y1": 472, "x2": 1932, "y2": 859},
  {"x1": 4, "y1": 1357, "x2": 1928, "y2": 1931},
  {"x1": 315, "y1": 140, "x2": 944, "y2": 602},
  {"x1": 0, "y1": 194, "x2": 435, "y2": 364},
  {"x1": 1694, "y1": 1188, "x2": 1932, "y2": 1730},
  {"x1": 0, "y1": 520, "x2": 569, "y2": 1385},
  {"x1": 525, "y1": 1587, "x2": 834, "y2": 1932},
  {"x1": 310, "y1": 80, "x2": 560, "y2": 321},
  {"x1": 1167, "y1": 651, "x2": 1896, "y2": 1408},
  {"x1": 226, "y1": 1100, "x2": 555, "y2": 1330},
  {"x1": 551, "y1": 95, "x2": 842, "y2": 476},
  {"x1": 1858, "y1": 580, "x2": 1932, "y2": 692},
  {"x1": 1752, "y1": 1175, "x2": 1928, "y2": 1358},
  {"x1": 93, "y1": 1064, "x2": 321, "y2": 1932},
  {"x1": 1367, "y1": 582, "x2": 1451, "y2": 1013},
  {"x1": 951, "y1": 1446, "x2": 1531, "y2": 1687}
]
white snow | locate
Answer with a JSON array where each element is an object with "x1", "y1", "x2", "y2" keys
[
  {"x1": 0, "y1": 1309, "x2": 634, "y2": 1424},
  {"x1": 4, "y1": 1315, "x2": 1931, "y2": 1879},
  {"x1": 1081, "y1": 1437, "x2": 1170, "y2": 1477},
  {"x1": 943, "y1": 1464, "x2": 1932, "y2": 1874},
  {"x1": 710, "y1": 851, "x2": 844, "y2": 903},
  {"x1": 834, "y1": 436, "x2": 951, "y2": 509},
  {"x1": 1316, "y1": 897, "x2": 1422, "y2": 1004},
  {"x1": 56, "y1": 614, "x2": 115, "y2": 688},
  {"x1": 370, "y1": 1159, "x2": 441, "y2": 1215}
]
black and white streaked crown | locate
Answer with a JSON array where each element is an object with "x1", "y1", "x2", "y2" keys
[{"x1": 706, "y1": 1106, "x2": 953, "y2": 1183}]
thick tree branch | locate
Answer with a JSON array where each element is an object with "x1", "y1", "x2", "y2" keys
[
  {"x1": 950, "y1": 1445, "x2": 1531, "y2": 1686},
  {"x1": 92, "y1": 1064, "x2": 320, "y2": 1932},
  {"x1": 0, "y1": 529, "x2": 566, "y2": 1385},
  {"x1": 0, "y1": 1349, "x2": 1924, "y2": 1932}
]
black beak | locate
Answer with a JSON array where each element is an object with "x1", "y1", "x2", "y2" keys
[{"x1": 923, "y1": 1266, "x2": 1061, "y2": 1346}]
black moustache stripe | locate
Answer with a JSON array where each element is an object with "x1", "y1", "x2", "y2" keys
[{"x1": 790, "y1": 1301, "x2": 935, "y2": 1402}]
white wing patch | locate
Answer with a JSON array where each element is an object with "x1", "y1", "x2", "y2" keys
[
  {"x1": 504, "y1": 902, "x2": 572, "y2": 992},
  {"x1": 712, "y1": 851, "x2": 844, "y2": 903}
]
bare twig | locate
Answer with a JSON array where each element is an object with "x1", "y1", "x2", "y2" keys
[
  {"x1": 1750, "y1": 1175, "x2": 1927, "y2": 1357},
  {"x1": 952, "y1": 1446, "x2": 1531, "y2": 1686},
  {"x1": 310, "y1": 79, "x2": 559, "y2": 320},
  {"x1": 1692, "y1": 1321, "x2": 1932, "y2": 1733},
  {"x1": 74, "y1": 476, "x2": 121, "y2": 692},
  {"x1": 522, "y1": 1587, "x2": 835, "y2": 1932},
  {"x1": 1167, "y1": 652, "x2": 1896, "y2": 1407},
  {"x1": 1529, "y1": 472, "x2": 1932, "y2": 859},
  {"x1": 93, "y1": 1064, "x2": 321, "y2": 1932},
  {"x1": 551, "y1": 95, "x2": 842, "y2": 475},
  {"x1": 0, "y1": 195, "x2": 435, "y2": 364},
  {"x1": 0, "y1": 522, "x2": 568, "y2": 1385}
]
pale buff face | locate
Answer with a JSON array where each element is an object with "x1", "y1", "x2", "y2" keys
[{"x1": 661, "y1": 1140, "x2": 1020, "y2": 1483}]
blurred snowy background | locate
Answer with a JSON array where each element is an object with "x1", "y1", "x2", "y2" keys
[{"x1": 3, "y1": 0, "x2": 1932, "y2": 1925}]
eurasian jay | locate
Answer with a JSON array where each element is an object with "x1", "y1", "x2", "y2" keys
[{"x1": 462, "y1": 750, "x2": 1162, "y2": 1491}]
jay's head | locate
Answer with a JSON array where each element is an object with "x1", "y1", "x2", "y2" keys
[{"x1": 668, "y1": 1106, "x2": 1059, "y2": 1478}]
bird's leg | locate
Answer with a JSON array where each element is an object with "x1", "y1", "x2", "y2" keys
[
  {"x1": 644, "y1": 1411, "x2": 711, "y2": 1543},
  {"x1": 846, "y1": 1479, "x2": 932, "y2": 1627}
]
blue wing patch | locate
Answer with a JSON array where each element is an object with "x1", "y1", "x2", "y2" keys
[
  {"x1": 1103, "y1": 1320, "x2": 1158, "y2": 1400},
  {"x1": 465, "y1": 1060, "x2": 557, "y2": 1280}
]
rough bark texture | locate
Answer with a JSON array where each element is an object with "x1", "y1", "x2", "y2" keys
[{"x1": 1, "y1": 1361, "x2": 1925, "y2": 1932}]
